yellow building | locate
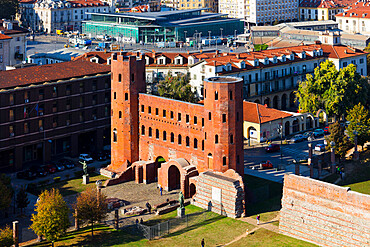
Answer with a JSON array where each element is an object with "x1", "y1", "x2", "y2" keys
[
  {"x1": 299, "y1": 0, "x2": 356, "y2": 21},
  {"x1": 177, "y1": 1, "x2": 218, "y2": 13}
]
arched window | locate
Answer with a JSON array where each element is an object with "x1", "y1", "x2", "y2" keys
[
  {"x1": 223, "y1": 156, "x2": 227, "y2": 166},
  {"x1": 230, "y1": 134, "x2": 234, "y2": 144},
  {"x1": 194, "y1": 138, "x2": 198, "y2": 149},
  {"x1": 118, "y1": 73, "x2": 122, "y2": 82},
  {"x1": 171, "y1": 132, "x2": 174, "y2": 143},
  {"x1": 141, "y1": 125, "x2": 145, "y2": 135},
  {"x1": 125, "y1": 93, "x2": 128, "y2": 101},
  {"x1": 186, "y1": 136, "x2": 190, "y2": 147},
  {"x1": 215, "y1": 91, "x2": 218, "y2": 100},
  {"x1": 215, "y1": 134, "x2": 219, "y2": 144},
  {"x1": 208, "y1": 112, "x2": 212, "y2": 121},
  {"x1": 119, "y1": 111, "x2": 122, "y2": 119},
  {"x1": 178, "y1": 134, "x2": 182, "y2": 145},
  {"x1": 163, "y1": 131, "x2": 167, "y2": 141},
  {"x1": 204, "y1": 89, "x2": 207, "y2": 98},
  {"x1": 149, "y1": 127, "x2": 152, "y2": 137},
  {"x1": 202, "y1": 140, "x2": 204, "y2": 151},
  {"x1": 156, "y1": 129, "x2": 159, "y2": 139},
  {"x1": 113, "y1": 129, "x2": 117, "y2": 142}
]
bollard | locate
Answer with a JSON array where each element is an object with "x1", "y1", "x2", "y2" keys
[
  {"x1": 115, "y1": 209, "x2": 119, "y2": 229},
  {"x1": 13, "y1": 221, "x2": 19, "y2": 247},
  {"x1": 295, "y1": 163, "x2": 300, "y2": 175}
]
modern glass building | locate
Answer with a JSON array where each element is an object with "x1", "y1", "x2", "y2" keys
[{"x1": 82, "y1": 9, "x2": 244, "y2": 43}]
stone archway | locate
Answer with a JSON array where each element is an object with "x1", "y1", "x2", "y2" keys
[
  {"x1": 306, "y1": 114, "x2": 315, "y2": 129},
  {"x1": 154, "y1": 156, "x2": 166, "y2": 181},
  {"x1": 316, "y1": 109, "x2": 328, "y2": 126},
  {"x1": 285, "y1": 121, "x2": 290, "y2": 136},
  {"x1": 281, "y1": 94, "x2": 287, "y2": 110},
  {"x1": 264, "y1": 97, "x2": 270, "y2": 107},
  {"x1": 292, "y1": 119, "x2": 299, "y2": 133},
  {"x1": 189, "y1": 183, "x2": 196, "y2": 198},
  {"x1": 168, "y1": 165, "x2": 181, "y2": 191},
  {"x1": 273, "y1": 95, "x2": 279, "y2": 109}
]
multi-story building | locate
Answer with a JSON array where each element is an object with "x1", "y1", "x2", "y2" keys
[
  {"x1": 335, "y1": 1, "x2": 370, "y2": 35},
  {"x1": 28, "y1": 48, "x2": 86, "y2": 65},
  {"x1": 189, "y1": 32, "x2": 367, "y2": 109},
  {"x1": 177, "y1": 0, "x2": 218, "y2": 12},
  {"x1": 17, "y1": 0, "x2": 37, "y2": 29},
  {"x1": 299, "y1": 0, "x2": 356, "y2": 21},
  {"x1": 0, "y1": 60, "x2": 111, "y2": 172},
  {"x1": 0, "y1": 20, "x2": 28, "y2": 66},
  {"x1": 30, "y1": 0, "x2": 113, "y2": 33},
  {"x1": 219, "y1": 0, "x2": 246, "y2": 20},
  {"x1": 245, "y1": 0, "x2": 299, "y2": 27},
  {"x1": 0, "y1": 34, "x2": 12, "y2": 71}
]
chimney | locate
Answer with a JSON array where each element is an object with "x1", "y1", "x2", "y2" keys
[
  {"x1": 236, "y1": 54, "x2": 240, "y2": 59},
  {"x1": 344, "y1": 49, "x2": 347, "y2": 54},
  {"x1": 215, "y1": 50, "x2": 219, "y2": 55},
  {"x1": 152, "y1": 51, "x2": 156, "y2": 58}
]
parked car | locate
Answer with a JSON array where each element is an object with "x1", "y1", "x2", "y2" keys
[
  {"x1": 45, "y1": 164, "x2": 57, "y2": 173},
  {"x1": 324, "y1": 126, "x2": 330, "y2": 135},
  {"x1": 259, "y1": 160, "x2": 273, "y2": 169},
  {"x1": 30, "y1": 165, "x2": 48, "y2": 177},
  {"x1": 265, "y1": 144, "x2": 280, "y2": 153},
  {"x1": 60, "y1": 159, "x2": 75, "y2": 169},
  {"x1": 92, "y1": 152, "x2": 107, "y2": 161},
  {"x1": 79, "y1": 154, "x2": 93, "y2": 163},
  {"x1": 290, "y1": 134, "x2": 305, "y2": 143},
  {"x1": 302, "y1": 131, "x2": 313, "y2": 140},
  {"x1": 313, "y1": 129, "x2": 325, "y2": 137},
  {"x1": 54, "y1": 161, "x2": 65, "y2": 171},
  {"x1": 17, "y1": 169, "x2": 37, "y2": 180},
  {"x1": 315, "y1": 144, "x2": 326, "y2": 152}
]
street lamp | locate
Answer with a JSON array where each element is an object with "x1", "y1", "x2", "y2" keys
[
  {"x1": 184, "y1": 30, "x2": 187, "y2": 43},
  {"x1": 208, "y1": 31, "x2": 211, "y2": 47},
  {"x1": 220, "y1": 28, "x2": 223, "y2": 39},
  {"x1": 330, "y1": 141, "x2": 336, "y2": 173},
  {"x1": 353, "y1": 130, "x2": 359, "y2": 160},
  {"x1": 234, "y1": 30, "x2": 237, "y2": 39},
  {"x1": 277, "y1": 121, "x2": 283, "y2": 169}
]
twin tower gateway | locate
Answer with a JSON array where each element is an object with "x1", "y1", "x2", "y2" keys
[{"x1": 104, "y1": 53, "x2": 245, "y2": 218}]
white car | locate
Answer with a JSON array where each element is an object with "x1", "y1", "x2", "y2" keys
[{"x1": 79, "y1": 154, "x2": 93, "y2": 163}]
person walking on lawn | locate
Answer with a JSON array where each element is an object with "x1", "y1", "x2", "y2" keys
[
  {"x1": 257, "y1": 215, "x2": 260, "y2": 225},
  {"x1": 201, "y1": 238, "x2": 205, "y2": 247}
]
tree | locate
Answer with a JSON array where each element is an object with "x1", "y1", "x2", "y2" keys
[
  {"x1": 296, "y1": 60, "x2": 369, "y2": 119},
  {"x1": 325, "y1": 122, "x2": 351, "y2": 158},
  {"x1": 0, "y1": 0, "x2": 18, "y2": 20},
  {"x1": 157, "y1": 73, "x2": 198, "y2": 103},
  {"x1": 16, "y1": 186, "x2": 29, "y2": 215},
  {"x1": 74, "y1": 187, "x2": 107, "y2": 237},
  {"x1": 0, "y1": 226, "x2": 14, "y2": 247},
  {"x1": 30, "y1": 189, "x2": 70, "y2": 247},
  {"x1": 364, "y1": 43, "x2": 370, "y2": 76},
  {"x1": 346, "y1": 103, "x2": 370, "y2": 149},
  {"x1": 0, "y1": 174, "x2": 12, "y2": 212}
]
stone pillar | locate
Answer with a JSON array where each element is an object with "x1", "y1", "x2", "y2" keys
[
  {"x1": 13, "y1": 221, "x2": 19, "y2": 247},
  {"x1": 74, "y1": 209, "x2": 79, "y2": 230},
  {"x1": 308, "y1": 158, "x2": 314, "y2": 178},
  {"x1": 295, "y1": 163, "x2": 300, "y2": 175},
  {"x1": 308, "y1": 143, "x2": 313, "y2": 160},
  {"x1": 115, "y1": 209, "x2": 119, "y2": 229},
  {"x1": 353, "y1": 135, "x2": 359, "y2": 161},
  {"x1": 331, "y1": 147, "x2": 336, "y2": 173}
]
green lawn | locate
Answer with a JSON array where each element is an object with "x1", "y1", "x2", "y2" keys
[
  {"x1": 228, "y1": 228, "x2": 317, "y2": 247},
  {"x1": 36, "y1": 173, "x2": 107, "y2": 196},
  {"x1": 343, "y1": 180, "x2": 370, "y2": 195}
]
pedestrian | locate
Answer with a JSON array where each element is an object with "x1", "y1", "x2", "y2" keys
[
  {"x1": 146, "y1": 202, "x2": 152, "y2": 214},
  {"x1": 135, "y1": 219, "x2": 139, "y2": 224},
  {"x1": 140, "y1": 218, "x2": 143, "y2": 224},
  {"x1": 201, "y1": 238, "x2": 205, "y2": 247},
  {"x1": 160, "y1": 186, "x2": 163, "y2": 196},
  {"x1": 257, "y1": 215, "x2": 260, "y2": 225}
]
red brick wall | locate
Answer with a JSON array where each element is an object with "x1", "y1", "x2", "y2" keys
[{"x1": 280, "y1": 174, "x2": 370, "y2": 247}]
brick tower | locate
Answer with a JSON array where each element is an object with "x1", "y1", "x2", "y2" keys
[
  {"x1": 203, "y1": 76, "x2": 244, "y2": 176},
  {"x1": 110, "y1": 53, "x2": 145, "y2": 171}
]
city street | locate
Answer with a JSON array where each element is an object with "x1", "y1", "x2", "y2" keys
[{"x1": 244, "y1": 136, "x2": 328, "y2": 183}]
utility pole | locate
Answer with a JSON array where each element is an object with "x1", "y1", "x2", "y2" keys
[{"x1": 277, "y1": 118, "x2": 283, "y2": 169}]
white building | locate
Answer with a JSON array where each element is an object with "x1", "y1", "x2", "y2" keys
[
  {"x1": 219, "y1": 0, "x2": 246, "y2": 20},
  {"x1": 244, "y1": 0, "x2": 299, "y2": 27},
  {"x1": 29, "y1": 0, "x2": 114, "y2": 33},
  {"x1": 335, "y1": 1, "x2": 370, "y2": 35},
  {"x1": 0, "y1": 34, "x2": 12, "y2": 71},
  {"x1": 28, "y1": 48, "x2": 86, "y2": 65}
]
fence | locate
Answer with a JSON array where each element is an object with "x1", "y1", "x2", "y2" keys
[{"x1": 133, "y1": 210, "x2": 216, "y2": 240}]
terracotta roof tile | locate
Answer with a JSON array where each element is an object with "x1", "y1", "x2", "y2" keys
[
  {"x1": 243, "y1": 101, "x2": 292, "y2": 124},
  {"x1": 0, "y1": 33, "x2": 12, "y2": 40},
  {"x1": 0, "y1": 60, "x2": 110, "y2": 90}
]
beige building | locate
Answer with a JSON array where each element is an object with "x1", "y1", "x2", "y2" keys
[
  {"x1": 177, "y1": 1, "x2": 218, "y2": 13},
  {"x1": 299, "y1": 0, "x2": 355, "y2": 21},
  {"x1": 243, "y1": 101, "x2": 317, "y2": 144},
  {"x1": 335, "y1": 2, "x2": 370, "y2": 35},
  {"x1": 0, "y1": 20, "x2": 28, "y2": 66},
  {"x1": 0, "y1": 34, "x2": 12, "y2": 71}
]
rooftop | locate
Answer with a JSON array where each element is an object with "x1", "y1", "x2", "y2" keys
[
  {"x1": 28, "y1": 48, "x2": 86, "y2": 61},
  {"x1": 0, "y1": 60, "x2": 110, "y2": 90},
  {"x1": 0, "y1": 33, "x2": 12, "y2": 40},
  {"x1": 205, "y1": 76, "x2": 242, "y2": 83},
  {"x1": 243, "y1": 101, "x2": 292, "y2": 124},
  {"x1": 0, "y1": 20, "x2": 29, "y2": 35}
]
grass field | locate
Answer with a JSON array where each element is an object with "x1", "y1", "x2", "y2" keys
[{"x1": 37, "y1": 172, "x2": 107, "y2": 196}]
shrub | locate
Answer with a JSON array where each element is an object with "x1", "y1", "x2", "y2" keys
[
  {"x1": 0, "y1": 226, "x2": 14, "y2": 247},
  {"x1": 54, "y1": 177, "x2": 61, "y2": 183}
]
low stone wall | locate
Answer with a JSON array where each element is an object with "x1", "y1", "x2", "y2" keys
[
  {"x1": 103, "y1": 166, "x2": 134, "y2": 187},
  {"x1": 280, "y1": 174, "x2": 370, "y2": 247},
  {"x1": 192, "y1": 169, "x2": 244, "y2": 218}
]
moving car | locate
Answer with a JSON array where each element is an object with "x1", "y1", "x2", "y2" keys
[
  {"x1": 259, "y1": 160, "x2": 273, "y2": 169},
  {"x1": 313, "y1": 129, "x2": 325, "y2": 137},
  {"x1": 315, "y1": 144, "x2": 326, "y2": 152},
  {"x1": 265, "y1": 144, "x2": 280, "y2": 153},
  {"x1": 290, "y1": 134, "x2": 305, "y2": 143},
  {"x1": 79, "y1": 154, "x2": 93, "y2": 163}
]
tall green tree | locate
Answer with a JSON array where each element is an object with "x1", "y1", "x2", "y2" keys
[
  {"x1": 346, "y1": 103, "x2": 370, "y2": 149},
  {"x1": 0, "y1": 0, "x2": 18, "y2": 19},
  {"x1": 74, "y1": 187, "x2": 107, "y2": 237},
  {"x1": 0, "y1": 226, "x2": 14, "y2": 247},
  {"x1": 30, "y1": 189, "x2": 70, "y2": 247},
  {"x1": 157, "y1": 73, "x2": 198, "y2": 103},
  {"x1": 296, "y1": 60, "x2": 369, "y2": 119},
  {"x1": 325, "y1": 122, "x2": 351, "y2": 158},
  {"x1": 16, "y1": 186, "x2": 29, "y2": 215},
  {"x1": 0, "y1": 174, "x2": 12, "y2": 212}
]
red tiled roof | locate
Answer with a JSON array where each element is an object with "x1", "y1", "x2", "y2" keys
[
  {"x1": 0, "y1": 33, "x2": 12, "y2": 40},
  {"x1": 320, "y1": 44, "x2": 366, "y2": 59},
  {"x1": 336, "y1": 7, "x2": 370, "y2": 18},
  {"x1": 69, "y1": 0, "x2": 109, "y2": 7},
  {"x1": 243, "y1": 101, "x2": 292, "y2": 124},
  {"x1": 299, "y1": 0, "x2": 356, "y2": 8},
  {"x1": 0, "y1": 21, "x2": 29, "y2": 35},
  {"x1": 19, "y1": 0, "x2": 37, "y2": 3},
  {"x1": 0, "y1": 60, "x2": 110, "y2": 90}
]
